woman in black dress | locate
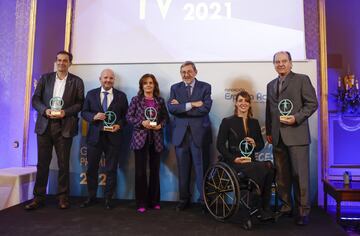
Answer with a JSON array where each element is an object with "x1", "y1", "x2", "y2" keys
[{"x1": 217, "y1": 90, "x2": 274, "y2": 220}]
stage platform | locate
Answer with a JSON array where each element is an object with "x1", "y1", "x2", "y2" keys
[
  {"x1": 0, "y1": 167, "x2": 36, "y2": 210},
  {"x1": 0, "y1": 197, "x2": 352, "y2": 236}
]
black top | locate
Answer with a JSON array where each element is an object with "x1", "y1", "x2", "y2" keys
[{"x1": 217, "y1": 115, "x2": 264, "y2": 163}]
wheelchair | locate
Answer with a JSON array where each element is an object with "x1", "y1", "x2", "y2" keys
[{"x1": 203, "y1": 159, "x2": 277, "y2": 230}]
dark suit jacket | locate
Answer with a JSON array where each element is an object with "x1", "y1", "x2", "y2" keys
[
  {"x1": 217, "y1": 116, "x2": 264, "y2": 163},
  {"x1": 167, "y1": 79, "x2": 212, "y2": 147},
  {"x1": 265, "y1": 71, "x2": 318, "y2": 146},
  {"x1": 126, "y1": 95, "x2": 169, "y2": 152},
  {"x1": 81, "y1": 87, "x2": 128, "y2": 145},
  {"x1": 32, "y1": 72, "x2": 84, "y2": 138}
]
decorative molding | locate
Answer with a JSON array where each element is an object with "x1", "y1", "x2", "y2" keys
[
  {"x1": 64, "y1": 0, "x2": 73, "y2": 51},
  {"x1": 319, "y1": 0, "x2": 329, "y2": 180},
  {"x1": 23, "y1": 0, "x2": 37, "y2": 167}
]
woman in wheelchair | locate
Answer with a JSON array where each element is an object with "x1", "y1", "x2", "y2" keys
[{"x1": 216, "y1": 90, "x2": 275, "y2": 221}]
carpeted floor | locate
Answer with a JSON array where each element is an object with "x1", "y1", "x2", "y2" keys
[{"x1": 0, "y1": 197, "x2": 350, "y2": 236}]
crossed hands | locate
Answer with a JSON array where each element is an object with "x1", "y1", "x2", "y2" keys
[{"x1": 170, "y1": 99, "x2": 203, "y2": 108}]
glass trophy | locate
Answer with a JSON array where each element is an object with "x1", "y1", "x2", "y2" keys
[
  {"x1": 49, "y1": 97, "x2": 64, "y2": 116},
  {"x1": 278, "y1": 99, "x2": 294, "y2": 122},
  {"x1": 103, "y1": 111, "x2": 117, "y2": 131},
  {"x1": 239, "y1": 139, "x2": 254, "y2": 163},
  {"x1": 144, "y1": 107, "x2": 158, "y2": 127}
]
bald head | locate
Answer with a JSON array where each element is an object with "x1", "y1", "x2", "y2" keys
[{"x1": 100, "y1": 68, "x2": 115, "y2": 90}]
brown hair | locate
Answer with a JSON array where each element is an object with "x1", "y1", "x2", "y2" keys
[
  {"x1": 138, "y1": 73, "x2": 160, "y2": 97},
  {"x1": 234, "y1": 90, "x2": 253, "y2": 118},
  {"x1": 180, "y1": 61, "x2": 197, "y2": 73}
]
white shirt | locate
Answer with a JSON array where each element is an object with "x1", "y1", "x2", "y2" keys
[
  {"x1": 53, "y1": 73, "x2": 68, "y2": 98},
  {"x1": 100, "y1": 87, "x2": 114, "y2": 109}
]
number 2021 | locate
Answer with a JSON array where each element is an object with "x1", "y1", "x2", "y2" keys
[{"x1": 184, "y1": 2, "x2": 232, "y2": 20}]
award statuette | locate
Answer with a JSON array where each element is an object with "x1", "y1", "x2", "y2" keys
[
  {"x1": 239, "y1": 139, "x2": 254, "y2": 163},
  {"x1": 144, "y1": 107, "x2": 158, "y2": 127},
  {"x1": 103, "y1": 111, "x2": 117, "y2": 131},
  {"x1": 49, "y1": 97, "x2": 64, "y2": 116},
  {"x1": 278, "y1": 99, "x2": 294, "y2": 122}
]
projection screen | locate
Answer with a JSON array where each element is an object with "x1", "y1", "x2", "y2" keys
[{"x1": 71, "y1": 0, "x2": 306, "y2": 64}]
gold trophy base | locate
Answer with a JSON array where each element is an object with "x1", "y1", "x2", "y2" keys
[
  {"x1": 103, "y1": 126, "x2": 115, "y2": 132},
  {"x1": 50, "y1": 110, "x2": 61, "y2": 116},
  {"x1": 239, "y1": 157, "x2": 252, "y2": 163},
  {"x1": 280, "y1": 115, "x2": 291, "y2": 122},
  {"x1": 149, "y1": 122, "x2": 157, "y2": 127}
]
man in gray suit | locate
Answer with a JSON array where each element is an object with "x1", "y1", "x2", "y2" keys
[{"x1": 265, "y1": 51, "x2": 318, "y2": 226}]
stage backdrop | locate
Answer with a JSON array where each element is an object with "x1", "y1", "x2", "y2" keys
[{"x1": 44, "y1": 61, "x2": 318, "y2": 203}]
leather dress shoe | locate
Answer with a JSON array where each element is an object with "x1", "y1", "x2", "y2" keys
[
  {"x1": 277, "y1": 206, "x2": 293, "y2": 217},
  {"x1": 80, "y1": 198, "x2": 98, "y2": 208},
  {"x1": 258, "y1": 208, "x2": 275, "y2": 221},
  {"x1": 24, "y1": 199, "x2": 45, "y2": 211},
  {"x1": 175, "y1": 201, "x2": 190, "y2": 211},
  {"x1": 296, "y1": 215, "x2": 309, "y2": 226},
  {"x1": 58, "y1": 198, "x2": 70, "y2": 209},
  {"x1": 104, "y1": 199, "x2": 113, "y2": 210}
]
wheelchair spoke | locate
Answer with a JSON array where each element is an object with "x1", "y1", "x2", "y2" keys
[
  {"x1": 224, "y1": 192, "x2": 234, "y2": 201},
  {"x1": 219, "y1": 193, "x2": 231, "y2": 217}
]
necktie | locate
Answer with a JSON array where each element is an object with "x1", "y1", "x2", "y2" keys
[
  {"x1": 186, "y1": 85, "x2": 192, "y2": 98},
  {"x1": 102, "y1": 91, "x2": 109, "y2": 112},
  {"x1": 277, "y1": 79, "x2": 284, "y2": 98}
]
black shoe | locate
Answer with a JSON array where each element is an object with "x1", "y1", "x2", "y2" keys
[
  {"x1": 80, "y1": 198, "x2": 98, "y2": 208},
  {"x1": 58, "y1": 198, "x2": 70, "y2": 209},
  {"x1": 24, "y1": 198, "x2": 45, "y2": 211},
  {"x1": 258, "y1": 208, "x2": 275, "y2": 221},
  {"x1": 104, "y1": 199, "x2": 113, "y2": 210},
  {"x1": 175, "y1": 200, "x2": 190, "y2": 211},
  {"x1": 276, "y1": 206, "x2": 293, "y2": 217},
  {"x1": 296, "y1": 215, "x2": 309, "y2": 226}
]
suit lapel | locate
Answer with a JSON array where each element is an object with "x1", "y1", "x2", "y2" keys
[
  {"x1": 48, "y1": 73, "x2": 56, "y2": 98},
  {"x1": 62, "y1": 74, "x2": 74, "y2": 106},
  {"x1": 95, "y1": 88, "x2": 103, "y2": 111},
  {"x1": 280, "y1": 72, "x2": 294, "y2": 94},
  {"x1": 108, "y1": 89, "x2": 117, "y2": 111},
  {"x1": 273, "y1": 79, "x2": 278, "y2": 96}
]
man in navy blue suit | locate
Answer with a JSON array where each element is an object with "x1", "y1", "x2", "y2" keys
[
  {"x1": 80, "y1": 68, "x2": 128, "y2": 209},
  {"x1": 168, "y1": 61, "x2": 212, "y2": 211}
]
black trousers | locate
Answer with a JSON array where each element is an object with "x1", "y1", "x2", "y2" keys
[
  {"x1": 134, "y1": 141, "x2": 161, "y2": 208},
  {"x1": 86, "y1": 132, "x2": 120, "y2": 199},
  {"x1": 34, "y1": 120, "x2": 73, "y2": 200},
  {"x1": 231, "y1": 161, "x2": 274, "y2": 209}
]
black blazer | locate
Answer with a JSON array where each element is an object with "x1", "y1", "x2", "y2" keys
[
  {"x1": 81, "y1": 87, "x2": 128, "y2": 145},
  {"x1": 217, "y1": 115, "x2": 264, "y2": 163},
  {"x1": 32, "y1": 72, "x2": 84, "y2": 138}
]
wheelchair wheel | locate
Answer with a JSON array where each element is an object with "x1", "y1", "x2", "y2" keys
[{"x1": 203, "y1": 162, "x2": 240, "y2": 221}]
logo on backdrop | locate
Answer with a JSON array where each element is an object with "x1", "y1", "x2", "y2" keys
[{"x1": 224, "y1": 88, "x2": 266, "y2": 103}]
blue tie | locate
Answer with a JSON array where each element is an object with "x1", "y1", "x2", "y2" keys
[
  {"x1": 186, "y1": 85, "x2": 192, "y2": 98},
  {"x1": 102, "y1": 91, "x2": 109, "y2": 112}
]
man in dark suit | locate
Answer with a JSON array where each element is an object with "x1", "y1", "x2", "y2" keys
[
  {"x1": 25, "y1": 51, "x2": 84, "y2": 210},
  {"x1": 168, "y1": 61, "x2": 212, "y2": 211},
  {"x1": 80, "y1": 68, "x2": 128, "y2": 209},
  {"x1": 265, "y1": 51, "x2": 318, "y2": 225}
]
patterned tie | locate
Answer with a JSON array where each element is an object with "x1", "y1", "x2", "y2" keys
[
  {"x1": 102, "y1": 91, "x2": 109, "y2": 112},
  {"x1": 186, "y1": 85, "x2": 192, "y2": 98}
]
